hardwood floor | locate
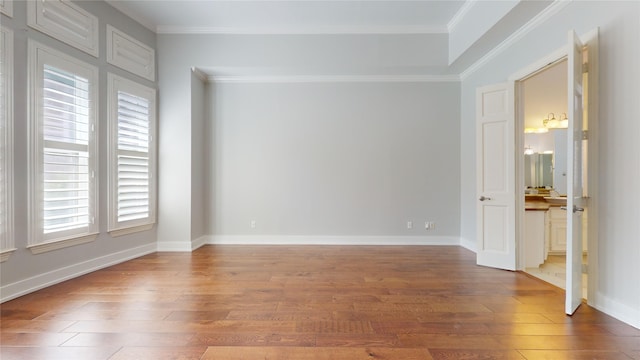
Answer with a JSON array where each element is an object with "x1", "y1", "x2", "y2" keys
[{"x1": 1, "y1": 245, "x2": 639, "y2": 359}]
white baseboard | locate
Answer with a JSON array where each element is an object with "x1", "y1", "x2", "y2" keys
[
  {"x1": 156, "y1": 241, "x2": 192, "y2": 252},
  {"x1": 209, "y1": 235, "x2": 460, "y2": 246},
  {"x1": 592, "y1": 291, "x2": 640, "y2": 330},
  {"x1": 459, "y1": 237, "x2": 477, "y2": 253},
  {"x1": 156, "y1": 235, "x2": 209, "y2": 252},
  {"x1": 0, "y1": 243, "x2": 156, "y2": 303},
  {"x1": 191, "y1": 235, "x2": 209, "y2": 251}
]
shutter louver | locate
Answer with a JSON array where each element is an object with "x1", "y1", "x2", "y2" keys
[
  {"x1": 117, "y1": 91, "x2": 150, "y2": 223},
  {"x1": 42, "y1": 65, "x2": 91, "y2": 234}
]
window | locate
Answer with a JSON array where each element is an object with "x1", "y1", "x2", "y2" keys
[
  {"x1": 28, "y1": 40, "x2": 98, "y2": 253},
  {"x1": 107, "y1": 25, "x2": 155, "y2": 81},
  {"x1": 27, "y1": 0, "x2": 98, "y2": 57},
  {"x1": 0, "y1": 26, "x2": 14, "y2": 261},
  {"x1": 108, "y1": 74, "x2": 156, "y2": 236}
]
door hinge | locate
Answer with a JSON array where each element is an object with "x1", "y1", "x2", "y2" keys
[
  {"x1": 582, "y1": 130, "x2": 589, "y2": 140},
  {"x1": 582, "y1": 63, "x2": 589, "y2": 73}
]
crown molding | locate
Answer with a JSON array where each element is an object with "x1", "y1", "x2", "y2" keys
[
  {"x1": 447, "y1": 0, "x2": 476, "y2": 33},
  {"x1": 156, "y1": 25, "x2": 448, "y2": 35},
  {"x1": 105, "y1": 0, "x2": 157, "y2": 32},
  {"x1": 208, "y1": 74, "x2": 460, "y2": 84},
  {"x1": 460, "y1": 0, "x2": 572, "y2": 80},
  {"x1": 191, "y1": 67, "x2": 209, "y2": 82}
]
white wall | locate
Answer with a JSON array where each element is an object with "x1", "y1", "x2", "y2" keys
[
  {"x1": 210, "y1": 81, "x2": 460, "y2": 238},
  {"x1": 188, "y1": 33, "x2": 448, "y2": 77},
  {"x1": 460, "y1": 1, "x2": 640, "y2": 327},
  {"x1": 0, "y1": 1, "x2": 158, "y2": 301},
  {"x1": 190, "y1": 72, "x2": 207, "y2": 243},
  {"x1": 522, "y1": 60, "x2": 568, "y2": 129},
  {"x1": 157, "y1": 33, "x2": 462, "y2": 246}
]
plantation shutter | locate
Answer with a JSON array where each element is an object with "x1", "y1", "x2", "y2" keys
[
  {"x1": 116, "y1": 91, "x2": 150, "y2": 223},
  {"x1": 42, "y1": 65, "x2": 92, "y2": 235}
]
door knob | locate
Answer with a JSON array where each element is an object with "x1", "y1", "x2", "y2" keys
[{"x1": 479, "y1": 196, "x2": 491, "y2": 201}]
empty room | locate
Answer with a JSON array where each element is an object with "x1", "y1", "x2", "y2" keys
[{"x1": 1, "y1": 0, "x2": 639, "y2": 359}]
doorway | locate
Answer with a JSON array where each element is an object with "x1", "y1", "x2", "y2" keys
[
  {"x1": 517, "y1": 51, "x2": 590, "y2": 300},
  {"x1": 476, "y1": 28, "x2": 599, "y2": 314}
]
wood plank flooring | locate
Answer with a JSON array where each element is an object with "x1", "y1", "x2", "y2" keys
[{"x1": 1, "y1": 245, "x2": 639, "y2": 359}]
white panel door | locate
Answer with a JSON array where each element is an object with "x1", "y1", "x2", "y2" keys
[
  {"x1": 565, "y1": 30, "x2": 585, "y2": 315},
  {"x1": 476, "y1": 83, "x2": 516, "y2": 271}
]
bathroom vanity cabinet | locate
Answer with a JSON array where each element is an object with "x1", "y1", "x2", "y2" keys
[{"x1": 547, "y1": 206, "x2": 568, "y2": 253}]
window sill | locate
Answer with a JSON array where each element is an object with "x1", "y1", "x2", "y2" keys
[
  {"x1": 0, "y1": 248, "x2": 16, "y2": 262},
  {"x1": 28, "y1": 233, "x2": 98, "y2": 255},
  {"x1": 109, "y1": 223, "x2": 154, "y2": 238}
]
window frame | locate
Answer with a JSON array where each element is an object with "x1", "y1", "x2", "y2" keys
[
  {"x1": 0, "y1": 26, "x2": 14, "y2": 262},
  {"x1": 28, "y1": 40, "x2": 99, "y2": 254},
  {"x1": 107, "y1": 73, "x2": 157, "y2": 237}
]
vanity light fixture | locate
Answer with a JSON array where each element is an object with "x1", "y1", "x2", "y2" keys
[
  {"x1": 543, "y1": 112, "x2": 559, "y2": 128},
  {"x1": 559, "y1": 113, "x2": 569, "y2": 128},
  {"x1": 524, "y1": 113, "x2": 569, "y2": 134},
  {"x1": 543, "y1": 112, "x2": 569, "y2": 129}
]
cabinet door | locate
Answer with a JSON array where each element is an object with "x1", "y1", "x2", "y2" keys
[
  {"x1": 548, "y1": 207, "x2": 567, "y2": 253},
  {"x1": 550, "y1": 221, "x2": 567, "y2": 252}
]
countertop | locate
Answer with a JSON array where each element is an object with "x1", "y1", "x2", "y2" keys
[
  {"x1": 525, "y1": 192, "x2": 566, "y2": 211},
  {"x1": 525, "y1": 202, "x2": 551, "y2": 211}
]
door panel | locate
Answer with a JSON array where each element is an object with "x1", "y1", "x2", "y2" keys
[
  {"x1": 483, "y1": 206, "x2": 508, "y2": 252},
  {"x1": 566, "y1": 30, "x2": 585, "y2": 315},
  {"x1": 476, "y1": 83, "x2": 516, "y2": 271},
  {"x1": 482, "y1": 122, "x2": 507, "y2": 193}
]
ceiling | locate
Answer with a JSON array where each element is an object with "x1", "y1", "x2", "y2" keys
[
  {"x1": 104, "y1": 0, "x2": 555, "y2": 77},
  {"x1": 105, "y1": 1, "x2": 466, "y2": 34}
]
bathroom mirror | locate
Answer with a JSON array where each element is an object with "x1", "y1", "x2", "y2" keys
[{"x1": 524, "y1": 153, "x2": 553, "y2": 189}]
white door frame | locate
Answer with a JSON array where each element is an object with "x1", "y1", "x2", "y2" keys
[{"x1": 509, "y1": 28, "x2": 599, "y2": 305}]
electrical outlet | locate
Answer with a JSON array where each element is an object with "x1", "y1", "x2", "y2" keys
[
  {"x1": 250, "y1": 220, "x2": 256, "y2": 229},
  {"x1": 425, "y1": 221, "x2": 435, "y2": 230},
  {"x1": 407, "y1": 221, "x2": 413, "y2": 229}
]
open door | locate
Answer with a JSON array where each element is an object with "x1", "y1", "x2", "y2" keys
[
  {"x1": 565, "y1": 30, "x2": 585, "y2": 315},
  {"x1": 476, "y1": 83, "x2": 516, "y2": 271}
]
